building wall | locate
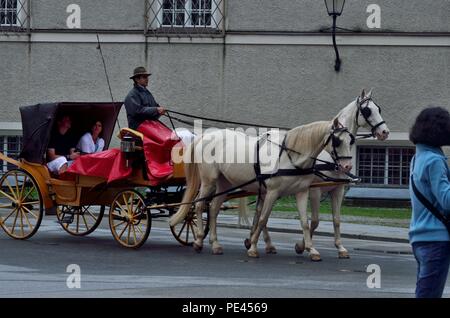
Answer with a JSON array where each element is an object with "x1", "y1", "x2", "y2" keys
[
  {"x1": 1, "y1": 0, "x2": 449, "y2": 171},
  {"x1": 1, "y1": 41, "x2": 448, "y2": 132},
  {"x1": 227, "y1": 0, "x2": 450, "y2": 33}
]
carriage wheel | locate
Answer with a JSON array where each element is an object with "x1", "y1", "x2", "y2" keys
[
  {"x1": 170, "y1": 205, "x2": 210, "y2": 246},
  {"x1": 0, "y1": 169, "x2": 43, "y2": 240},
  {"x1": 56, "y1": 205, "x2": 105, "y2": 236},
  {"x1": 109, "y1": 190, "x2": 151, "y2": 248}
]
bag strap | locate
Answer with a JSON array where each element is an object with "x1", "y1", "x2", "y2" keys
[{"x1": 411, "y1": 157, "x2": 450, "y2": 233}]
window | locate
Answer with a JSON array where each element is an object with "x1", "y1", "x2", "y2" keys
[
  {"x1": 0, "y1": 136, "x2": 22, "y2": 176},
  {"x1": 147, "y1": 0, "x2": 224, "y2": 35},
  {"x1": 0, "y1": 0, "x2": 28, "y2": 29},
  {"x1": 357, "y1": 146, "x2": 415, "y2": 187}
]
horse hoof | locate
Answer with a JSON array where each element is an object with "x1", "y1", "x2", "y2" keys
[
  {"x1": 295, "y1": 242, "x2": 305, "y2": 255},
  {"x1": 212, "y1": 246, "x2": 223, "y2": 255},
  {"x1": 310, "y1": 254, "x2": 322, "y2": 262},
  {"x1": 244, "y1": 238, "x2": 251, "y2": 250},
  {"x1": 265, "y1": 246, "x2": 277, "y2": 254},
  {"x1": 338, "y1": 251, "x2": 350, "y2": 259},
  {"x1": 193, "y1": 243, "x2": 203, "y2": 253},
  {"x1": 247, "y1": 250, "x2": 259, "y2": 258}
]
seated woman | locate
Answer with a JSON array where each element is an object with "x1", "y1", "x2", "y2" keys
[{"x1": 77, "y1": 120, "x2": 105, "y2": 154}]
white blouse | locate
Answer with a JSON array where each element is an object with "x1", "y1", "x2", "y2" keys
[{"x1": 77, "y1": 133, "x2": 105, "y2": 154}]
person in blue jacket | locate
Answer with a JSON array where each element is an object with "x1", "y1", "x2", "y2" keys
[{"x1": 409, "y1": 106, "x2": 450, "y2": 298}]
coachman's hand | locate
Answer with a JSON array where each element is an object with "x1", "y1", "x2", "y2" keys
[{"x1": 157, "y1": 107, "x2": 166, "y2": 115}]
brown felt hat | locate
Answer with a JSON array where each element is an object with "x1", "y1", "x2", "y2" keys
[{"x1": 130, "y1": 66, "x2": 151, "y2": 79}]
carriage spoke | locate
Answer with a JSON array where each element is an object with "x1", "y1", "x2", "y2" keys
[
  {"x1": 76, "y1": 213, "x2": 80, "y2": 233},
  {"x1": 2, "y1": 207, "x2": 17, "y2": 224},
  {"x1": 19, "y1": 209, "x2": 25, "y2": 236},
  {"x1": 22, "y1": 186, "x2": 35, "y2": 201},
  {"x1": 131, "y1": 224, "x2": 137, "y2": 245},
  {"x1": 21, "y1": 201, "x2": 40, "y2": 205},
  {"x1": 115, "y1": 201, "x2": 128, "y2": 216},
  {"x1": 123, "y1": 193, "x2": 131, "y2": 213},
  {"x1": 82, "y1": 215, "x2": 89, "y2": 230},
  {"x1": 4, "y1": 178, "x2": 18, "y2": 200},
  {"x1": 0, "y1": 204, "x2": 13, "y2": 208},
  {"x1": 185, "y1": 222, "x2": 190, "y2": 242},
  {"x1": 0, "y1": 189, "x2": 17, "y2": 203},
  {"x1": 19, "y1": 175, "x2": 28, "y2": 199},
  {"x1": 113, "y1": 220, "x2": 127, "y2": 229},
  {"x1": 21, "y1": 205, "x2": 38, "y2": 219},
  {"x1": 14, "y1": 172, "x2": 20, "y2": 198},
  {"x1": 135, "y1": 223, "x2": 144, "y2": 235},
  {"x1": 11, "y1": 207, "x2": 20, "y2": 234},
  {"x1": 21, "y1": 207, "x2": 33, "y2": 230},
  {"x1": 177, "y1": 221, "x2": 187, "y2": 238},
  {"x1": 118, "y1": 223, "x2": 129, "y2": 240},
  {"x1": 127, "y1": 224, "x2": 131, "y2": 245},
  {"x1": 190, "y1": 223, "x2": 197, "y2": 240}
]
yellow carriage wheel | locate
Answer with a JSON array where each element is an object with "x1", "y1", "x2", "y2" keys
[
  {"x1": 0, "y1": 169, "x2": 43, "y2": 240},
  {"x1": 56, "y1": 205, "x2": 105, "y2": 236},
  {"x1": 170, "y1": 206, "x2": 210, "y2": 246},
  {"x1": 109, "y1": 190, "x2": 151, "y2": 248}
]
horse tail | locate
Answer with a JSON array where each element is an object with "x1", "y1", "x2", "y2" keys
[{"x1": 169, "y1": 141, "x2": 201, "y2": 226}]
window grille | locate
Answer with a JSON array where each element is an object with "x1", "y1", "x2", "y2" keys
[
  {"x1": 146, "y1": 0, "x2": 224, "y2": 36},
  {"x1": 0, "y1": 136, "x2": 22, "y2": 177},
  {"x1": 357, "y1": 146, "x2": 415, "y2": 187},
  {"x1": 0, "y1": 0, "x2": 29, "y2": 32}
]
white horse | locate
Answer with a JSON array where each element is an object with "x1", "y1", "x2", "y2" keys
[
  {"x1": 169, "y1": 118, "x2": 354, "y2": 258},
  {"x1": 242, "y1": 89, "x2": 390, "y2": 261}
]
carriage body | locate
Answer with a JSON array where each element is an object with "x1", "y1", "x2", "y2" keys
[{"x1": 0, "y1": 102, "x2": 192, "y2": 247}]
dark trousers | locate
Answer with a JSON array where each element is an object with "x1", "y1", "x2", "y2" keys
[{"x1": 412, "y1": 241, "x2": 450, "y2": 298}]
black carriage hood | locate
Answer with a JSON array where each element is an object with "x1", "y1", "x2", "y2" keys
[{"x1": 19, "y1": 102, "x2": 123, "y2": 164}]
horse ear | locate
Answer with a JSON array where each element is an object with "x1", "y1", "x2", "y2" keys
[
  {"x1": 360, "y1": 89, "x2": 366, "y2": 98},
  {"x1": 332, "y1": 118, "x2": 340, "y2": 129},
  {"x1": 367, "y1": 89, "x2": 373, "y2": 98}
]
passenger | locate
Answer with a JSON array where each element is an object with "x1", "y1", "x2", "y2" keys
[
  {"x1": 77, "y1": 120, "x2": 105, "y2": 154},
  {"x1": 47, "y1": 115, "x2": 80, "y2": 175},
  {"x1": 124, "y1": 66, "x2": 166, "y2": 130}
]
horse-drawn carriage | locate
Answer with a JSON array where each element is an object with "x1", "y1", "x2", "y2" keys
[
  {"x1": 0, "y1": 92, "x2": 388, "y2": 259},
  {"x1": 0, "y1": 102, "x2": 213, "y2": 248}
]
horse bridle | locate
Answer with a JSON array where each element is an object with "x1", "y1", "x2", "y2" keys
[
  {"x1": 356, "y1": 96, "x2": 386, "y2": 137},
  {"x1": 323, "y1": 127, "x2": 355, "y2": 163}
]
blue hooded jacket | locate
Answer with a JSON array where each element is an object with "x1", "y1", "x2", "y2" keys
[{"x1": 409, "y1": 144, "x2": 450, "y2": 243}]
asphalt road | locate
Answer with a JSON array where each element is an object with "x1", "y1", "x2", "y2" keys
[{"x1": 0, "y1": 216, "x2": 448, "y2": 298}]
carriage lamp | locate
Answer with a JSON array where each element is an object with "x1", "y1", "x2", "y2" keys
[
  {"x1": 324, "y1": 0, "x2": 346, "y2": 72},
  {"x1": 121, "y1": 135, "x2": 136, "y2": 168}
]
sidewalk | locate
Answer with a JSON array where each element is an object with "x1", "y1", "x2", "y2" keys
[{"x1": 216, "y1": 214, "x2": 410, "y2": 243}]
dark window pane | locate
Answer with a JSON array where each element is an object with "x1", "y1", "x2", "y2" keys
[
  {"x1": 162, "y1": 12, "x2": 172, "y2": 25},
  {"x1": 163, "y1": 0, "x2": 173, "y2": 9}
]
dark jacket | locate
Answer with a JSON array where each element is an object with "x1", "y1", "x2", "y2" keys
[{"x1": 124, "y1": 84, "x2": 161, "y2": 130}]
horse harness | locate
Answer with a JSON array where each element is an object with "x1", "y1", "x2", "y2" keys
[{"x1": 253, "y1": 127, "x2": 356, "y2": 196}]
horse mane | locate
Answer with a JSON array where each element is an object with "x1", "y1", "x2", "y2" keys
[
  {"x1": 333, "y1": 99, "x2": 357, "y2": 122},
  {"x1": 285, "y1": 121, "x2": 332, "y2": 163}
]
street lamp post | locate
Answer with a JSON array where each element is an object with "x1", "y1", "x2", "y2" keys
[{"x1": 324, "y1": 0, "x2": 346, "y2": 72}]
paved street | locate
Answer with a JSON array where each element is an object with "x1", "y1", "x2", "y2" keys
[{"x1": 0, "y1": 216, "x2": 449, "y2": 298}]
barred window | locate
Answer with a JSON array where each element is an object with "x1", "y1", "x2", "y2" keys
[
  {"x1": 357, "y1": 146, "x2": 415, "y2": 187},
  {"x1": 147, "y1": 0, "x2": 223, "y2": 35},
  {"x1": 0, "y1": 0, "x2": 28, "y2": 29},
  {"x1": 0, "y1": 136, "x2": 22, "y2": 176}
]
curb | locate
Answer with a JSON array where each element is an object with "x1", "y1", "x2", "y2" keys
[{"x1": 217, "y1": 223, "x2": 410, "y2": 244}]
